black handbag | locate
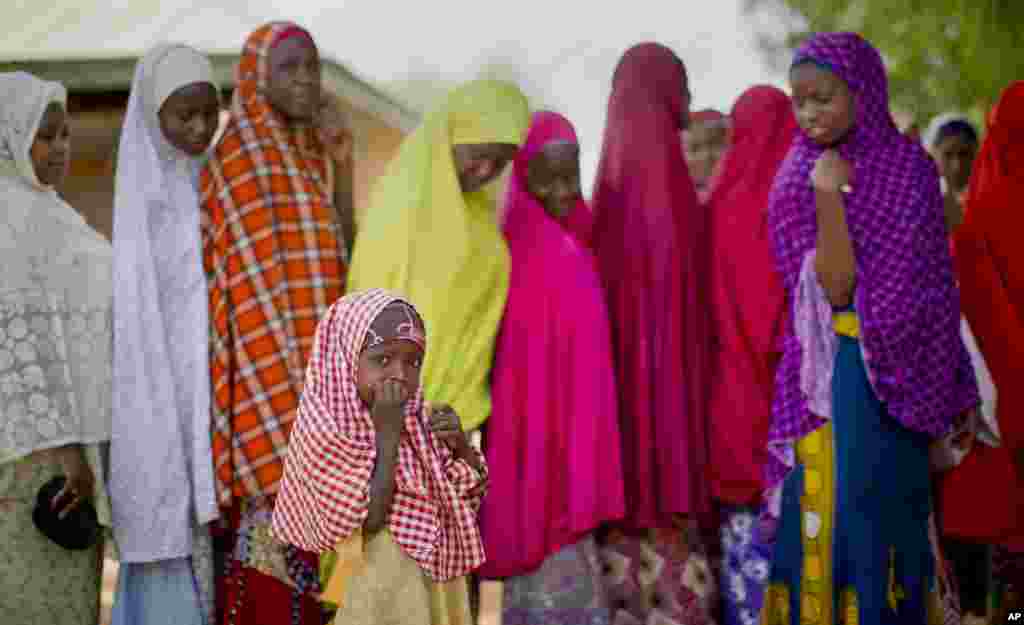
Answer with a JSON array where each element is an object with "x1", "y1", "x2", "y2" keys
[{"x1": 32, "y1": 476, "x2": 100, "y2": 551}]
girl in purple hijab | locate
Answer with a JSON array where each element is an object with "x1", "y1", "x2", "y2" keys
[{"x1": 758, "y1": 33, "x2": 979, "y2": 625}]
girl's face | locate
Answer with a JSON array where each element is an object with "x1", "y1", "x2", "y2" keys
[
  {"x1": 356, "y1": 339, "x2": 424, "y2": 408},
  {"x1": 683, "y1": 121, "x2": 729, "y2": 189},
  {"x1": 452, "y1": 142, "x2": 518, "y2": 193},
  {"x1": 525, "y1": 142, "x2": 581, "y2": 219},
  {"x1": 789, "y1": 62, "x2": 856, "y2": 147},
  {"x1": 264, "y1": 36, "x2": 321, "y2": 123},
  {"x1": 158, "y1": 82, "x2": 221, "y2": 156},
  {"x1": 31, "y1": 101, "x2": 71, "y2": 187},
  {"x1": 931, "y1": 133, "x2": 977, "y2": 193}
]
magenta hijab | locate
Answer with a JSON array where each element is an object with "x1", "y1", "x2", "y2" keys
[
  {"x1": 591, "y1": 43, "x2": 712, "y2": 529},
  {"x1": 479, "y1": 111, "x2": 625, "y2": 578}
]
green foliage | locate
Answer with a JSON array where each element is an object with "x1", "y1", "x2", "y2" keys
[{"x1": 746, "y1": 0, "x2": 1024, "y2": 127}]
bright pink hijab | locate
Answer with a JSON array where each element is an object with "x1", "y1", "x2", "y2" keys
[
  {"x1": 591, "y1": 43, "x2": 712, "y2": 529},
  {"x1": 707, "y1": 85, "x2": 796, "y2": 505},
  {"x1": 479, "y1": 111, "x2": 625, "y2": 578}
]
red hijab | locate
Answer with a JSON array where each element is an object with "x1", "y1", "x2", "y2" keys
[
  {"x1": 707, "y1": 85, "x2": 796, "y2": 505},
  {"x1": 942, "y1": 82, "x2": 1024, "y2": 548},
  {"x1": 591, "y1": 42, "x2": 712, "y2": 528}
]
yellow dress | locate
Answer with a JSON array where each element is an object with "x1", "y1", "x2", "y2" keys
[{"x1": 326, "y1": 530, "x2": 471, "y2": 625}]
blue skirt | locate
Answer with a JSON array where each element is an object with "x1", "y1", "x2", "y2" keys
[{"x1": 762, "y1": 335, "x2": 933, "y2": 624}]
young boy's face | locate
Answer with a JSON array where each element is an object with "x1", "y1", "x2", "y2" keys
[{"x1": 356, "y1": 339, "x2": 424, "y2": 408}]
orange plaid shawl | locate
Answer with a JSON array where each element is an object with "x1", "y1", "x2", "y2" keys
[{"x1": 201, "y1": 22, "x2": 346, "y2": 506}]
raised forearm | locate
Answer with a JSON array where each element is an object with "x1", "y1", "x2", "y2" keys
[
  {"x1": 364, "y1": 432, "x2": 400, "y2": 534},
  {"x1": 814, "y1": 188, "x2": 856, "y2": 307}
]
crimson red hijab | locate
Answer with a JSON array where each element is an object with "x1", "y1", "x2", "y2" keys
[
  {"x1": 942, "y1": 82, "x2": 1024, "y2": 548},
  {"x1": 691, "y1": 109, "x2": 726, "y2": 125},
  {"x1": 707, "y1": 85, "x2": 796, "y2": 505},
  {"x1": 591, "y1": 42, "x2": 711, "y2": 529}
]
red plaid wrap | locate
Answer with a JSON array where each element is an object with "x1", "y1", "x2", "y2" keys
[
  {"x1": 201, "y1": 22, "x2": 346, "y2": 506},
  {"x1": 271, "y1": 289, "x2": 489, "y2": 581}
]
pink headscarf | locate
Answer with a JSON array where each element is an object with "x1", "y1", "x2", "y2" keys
[
  {"x1": 707, "y1": 85, "x2": 796, "y2": 505},
  {"x1": 480, "y1": 111, "x2": 625, "y2": 578},
  {"x1": 591, "y1": 43, "x2": 712, "y2": 529}
]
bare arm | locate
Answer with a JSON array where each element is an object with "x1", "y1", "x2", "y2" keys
[
  {"x1": 813, "y1": 187, "x2": 857, "y2": 307},
  {"x1": 332, "y1": 157, "x2": 356, "y2": 260},
  {"x1": 364, "y1": 430, "x2": 401, "y2": 535}
]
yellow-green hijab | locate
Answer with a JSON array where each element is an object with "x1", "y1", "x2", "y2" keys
[{"x1": 347, "y1": 79, "x2": 529, "y2": 431}]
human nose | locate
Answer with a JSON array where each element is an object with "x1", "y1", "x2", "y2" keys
[
  {"x1": 385, "y1": 360, "x2": 412, "y2": 382},
  {"x1": 798, "y1": 102, "x2": 819, "y2": 128},
  {"x1": 295, "y1": 64, "x2": 317, "y2": 86},
  {"x1": 553, "y1": 179, "x2": 575, "y2": 201},
  {"x1": 188, "y1": 116, "x2": 210, "y2": 140}
]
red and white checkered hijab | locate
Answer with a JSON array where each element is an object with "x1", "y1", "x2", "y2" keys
[{"x1": 271, "y1": 288, "x2": 487, "y2": 581}]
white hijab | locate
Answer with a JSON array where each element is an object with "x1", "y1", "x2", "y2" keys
[
  {"x1": 922, "y1": 111, "x2": 1001, "y2": 470},
  {"x1": 0, "y1": 72, "x2": 113, "y2": 468},
  {"x1": 109, "y1": 44, "x2": 219, "y2": 562},
  {"x1": 922, "y1": 112, "x2": 973, "y2": 151}
]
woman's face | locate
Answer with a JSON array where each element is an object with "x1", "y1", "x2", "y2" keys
[
  {"x1": 931, "y1": 132, "x2": 977, "y2": 193},
  {"x1": 264, "y1": 36, "x2": 321, "y2": 123},
  {"x1": 525, "y1": 142, "x2": 581, "y2": 218},
  {"x1": 356, "y1": 339, "x2": 424, "y2": 407},
  {"x1": 30, "y1": 101, "x2": 71, "y2": 187},
  {"x1": 159, "y1": 82, "x2": 221, "y2": 156},
  {"x1": 452, "y1": 142, "x2": 519, "y2": 193},
  {"x1": 683, "y1": 121, "x2": 729, "y2": 189},
  {"x1": 789, "y1": 62, "x2": 856, "y2": 147}
]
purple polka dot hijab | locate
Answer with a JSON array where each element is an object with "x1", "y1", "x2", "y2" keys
[{"x1": 764, "y1": 32, "x2": 979, "y2": 490}]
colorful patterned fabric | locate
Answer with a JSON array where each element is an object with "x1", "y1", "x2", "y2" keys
[
  {"x1": 763, "y1": 333, "x2": 934, "y2": 625},
  {"x1": 501, "y1": 536, "x2": 611, "y2": 625},
  {"x1": 200, "y1": 22, "x2": 346, "y2": 506},
  {"x1": 591, "y1": 42, "x2": 713, "y2": 530},
  {"x1": 718, "y1": 505, "x2": 772, "y2": 625},
  {"x1": 599, "y1": 524, "x2": 719, "y2": 625},
  {"x1": 214, "y1": 502, "x2": 323, "y2": 625},
  {"x1": 271, "y1": 289, "x2": 488, "y2": 582},
  {"x1": 765, "y1": 32, "x2": 977, "y2": 492}
]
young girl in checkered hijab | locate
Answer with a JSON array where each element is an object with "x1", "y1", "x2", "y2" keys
[{"x1": 272, "y1": 289, "x2": 488, "y2": 624}]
